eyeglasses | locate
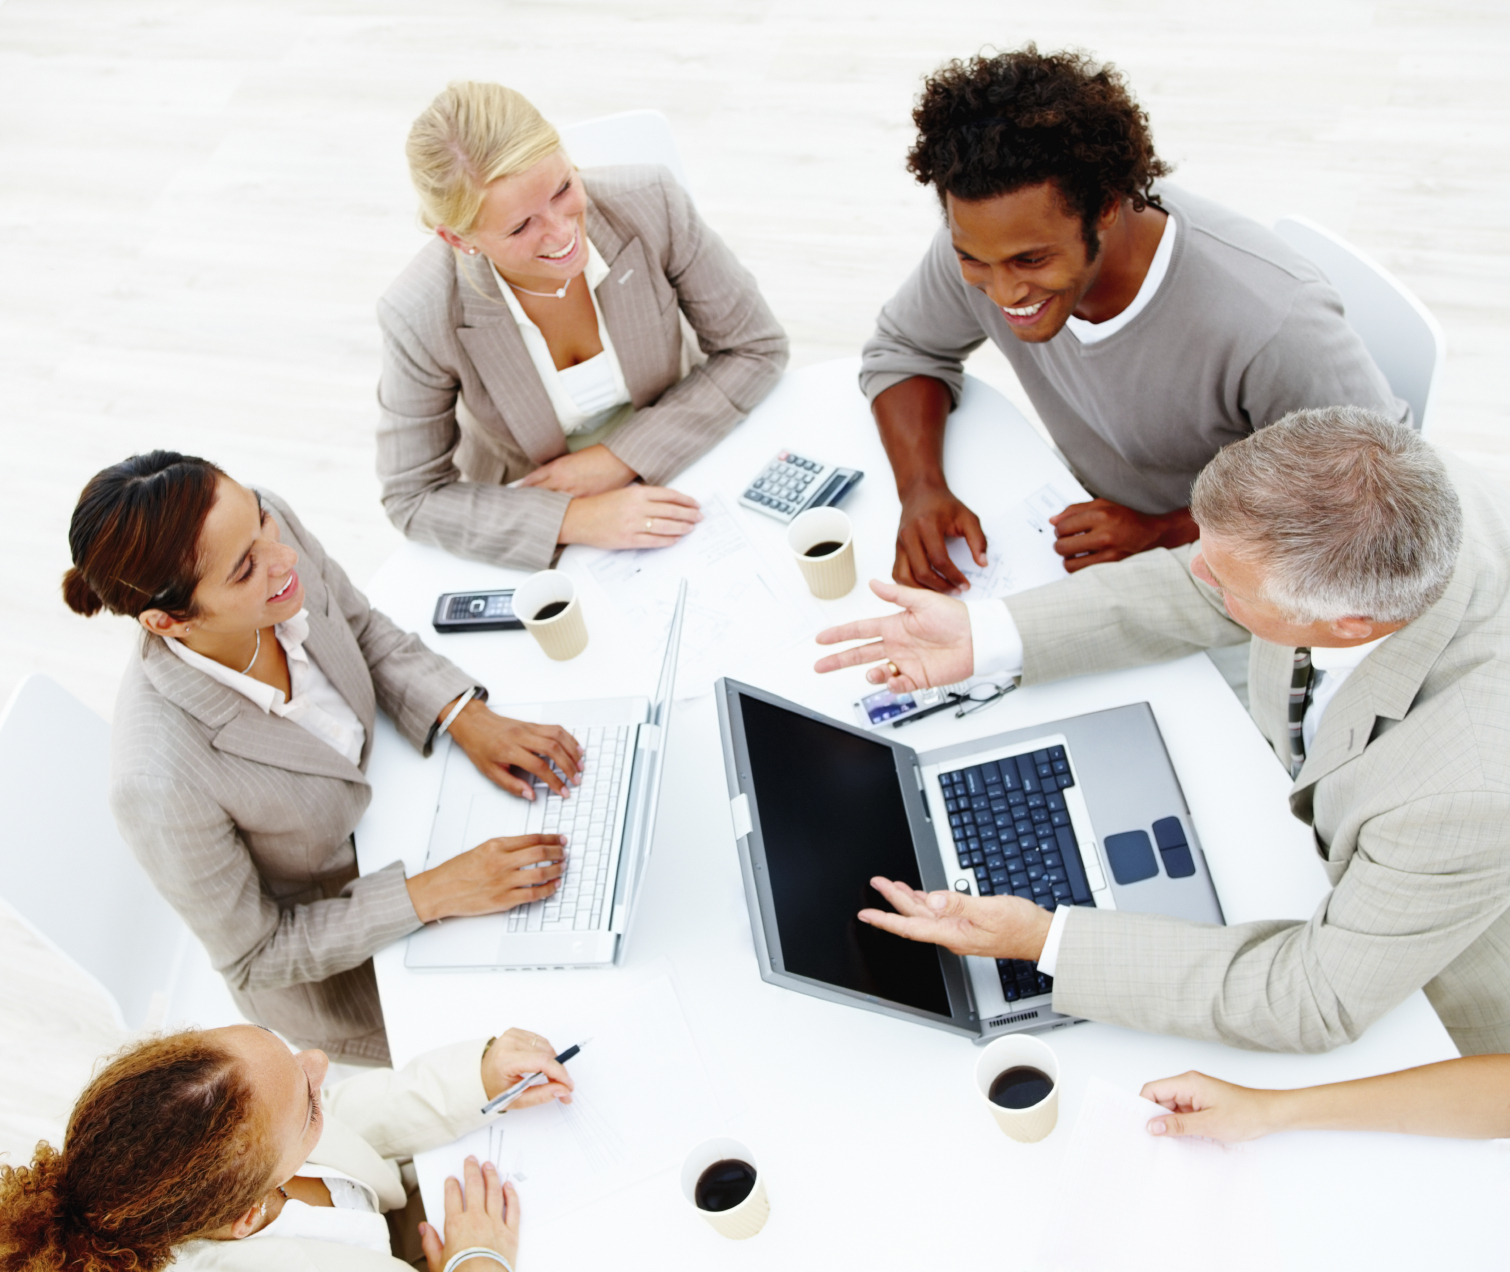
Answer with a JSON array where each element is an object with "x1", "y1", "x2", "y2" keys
[
  {"x1": 892, "y1": 679, "x2": 1017, "y2": 729},
  {"x1": 954, "y1": 680, "x2": 1016, "y2": 717}
]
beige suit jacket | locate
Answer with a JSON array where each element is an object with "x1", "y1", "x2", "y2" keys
[
  {"x1": 376, "y1": 164, "x2": 789, "y2": 569},
  {"x1": 172, "y1": 1039, "x2": 492, "y2": 1271},
  {"x1": 1004, "y1": 454, "x2": 1510, "y2": 1055},
  {"x1": 110, "y1": 495, "x2": 477, "y2": 1064}
]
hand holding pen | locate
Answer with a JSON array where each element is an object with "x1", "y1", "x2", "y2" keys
[{"x1": 479, "y1": 1028, "x2": 580, "y2": 1114}]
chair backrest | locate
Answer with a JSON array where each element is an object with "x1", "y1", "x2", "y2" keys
[
  {"x1": 1272, "y1": 215, "x2": 1446, "y2": 434},
  {"x1": 558, "y1": 109, "x2": 693, "y2": 198},
  {"x1": 0, "y1": 674, "x2": 187, "y2": 1030}
]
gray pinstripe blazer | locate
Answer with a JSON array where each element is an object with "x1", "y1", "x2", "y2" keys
[
  {"x1": 109, "y1": 494, "x2": 476, "y2": 1064},
  {"x1": 1004, "y1": 454, "x2": 1510, "y2": 1055},
  {"x1": 375, "y1": 164, "x2": 789, "y2": 569}
]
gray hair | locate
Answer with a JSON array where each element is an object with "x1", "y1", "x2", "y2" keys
[{"x1": 1190, "y1": 406, "x2": 1463, "y2": 624}]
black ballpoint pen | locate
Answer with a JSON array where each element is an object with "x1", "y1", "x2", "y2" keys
[
  {"x1": 891, "y1": 695, "x2": 961, "y2": 728},
  {"x1": 480, "y1": 1038, "x2": 591, "y2": 1114}
]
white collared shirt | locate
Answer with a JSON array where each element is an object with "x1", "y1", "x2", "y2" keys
[
  {"x1": 491, "y1": 236, "x2": 634, "y2": 435},
  {"x1": 963, "y1": 599, "x2": 1393, "y2": 975},
  {"x1": 245, "y1": 1163, "x2": 389, "y2": 1256},
  {"x1": 165, "y1": 609, "x2": 366, "y2": 765},
  {"x1": 1305, "y1": 632, "x2": 1392, "y2": 753},
  {"x1": 1063, "y1": 214, "x2": 1177, "y2": 345}
]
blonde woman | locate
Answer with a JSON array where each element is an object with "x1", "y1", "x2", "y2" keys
[{"x1": 378, "y1": 81, "x2": 789, "y2": 569}]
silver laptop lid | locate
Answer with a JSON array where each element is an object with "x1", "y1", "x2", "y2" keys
[{"x1": 610, "y1": 579, "x2": 687, "y2": 947}]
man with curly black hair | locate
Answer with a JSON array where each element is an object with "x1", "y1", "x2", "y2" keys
[{"x1": 861, "y1": 46, "x2": 1406, "y2": 593}]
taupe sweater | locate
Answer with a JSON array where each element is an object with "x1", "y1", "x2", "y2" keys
[{"x1": 860, "y1": 184, "x2": 1406, "y2": 514}]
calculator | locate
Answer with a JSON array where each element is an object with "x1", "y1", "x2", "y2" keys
[
  {"x1": 738, "y1": 451, "x2": 864, "y2": 523},
  {"x1": 432, "y1": 589, "x2": 524, "y2": 633}
]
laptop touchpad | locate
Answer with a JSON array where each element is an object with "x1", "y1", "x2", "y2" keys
[
  {"x1": 1104, "y1": 830, "x2": 1159, "y2": 885},
  {"x1": 461, "y1": 788, "x2": 528, "y2": 855}
]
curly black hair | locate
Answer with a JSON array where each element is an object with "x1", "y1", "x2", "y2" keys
[{"x1": 907, "y1": 46, "x2": 1170, "y2": 259}]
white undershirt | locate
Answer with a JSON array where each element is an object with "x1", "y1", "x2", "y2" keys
[
  {"x1": 1063, "y1": 214, "x2": 1177, "y2": 345},
  {"x1": 963, "y1": 598, "x2": 1393, "y2": 975},
  {"x1": 245, "y1": 1162, "x2": 389, "y2": 1256},
  {"x1": 491, "y1": 237, "x2": 633, "y2": 435},
  {"x1": 165, "y1": 608, "x2": 366, "y2": 765}
]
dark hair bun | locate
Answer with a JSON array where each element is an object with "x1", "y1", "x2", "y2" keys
[
  {"x1": 62, "y1": 451, "x2": 225, "y2": 623},
  {"x1": 62, "y1": 565, "x2": 104, "y2": 617}
]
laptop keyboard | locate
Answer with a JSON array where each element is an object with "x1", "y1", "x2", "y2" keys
[
  {"x1": 507, "y1": 724, "x2": 632, "y2": 933},
  {"x1": 938, "y1": 745, "x2": 1095, "y2": 1005}
]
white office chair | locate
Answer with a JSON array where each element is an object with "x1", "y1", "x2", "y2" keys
[
  {"x1": 0, "y1": 673, "x2": 239, "y2": 1031},
  {"x1": 558, "y1": 108, "x2": 694, "y2": 197},
  {"x1": 1272, "y1": 215, "x2": 1447, "y2": 434}
]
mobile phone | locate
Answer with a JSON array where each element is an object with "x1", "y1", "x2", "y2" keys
[
  {"x1": 853, "y1": 685, "x2": 950, "y2": 727},
  {"x1": 433, "y1": 589, "x2": 523, "y2": 633}
]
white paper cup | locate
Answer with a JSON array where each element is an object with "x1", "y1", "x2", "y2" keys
[
  {"x1": 974, "y1": 1034, "x2": 1060, "y2": 1143},
  {"x1": 513, "y1": 570, "x2": 588, "y2": 661},
  {"x1": 680, "y1": 1136, "x2": 769, "y2": 1240},
  {"x1": 787, "y1": 507, "x2": 856, "y2": 600}
]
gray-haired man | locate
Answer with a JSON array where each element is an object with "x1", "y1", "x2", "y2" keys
[{"x1": 815, "y1": 408, "x2": 1510, "y2": 1055}]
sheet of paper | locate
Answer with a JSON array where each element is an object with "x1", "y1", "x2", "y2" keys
[
  {"x1": 1029, "y1": 1077, "x2": 1510, "y2": 1272},
  {"x1": 946, "y1": 481, "x2": 1084, "y2": 597},
  {"x1": 1027, "y1": 1078, "x2": 1278, "y2": 1272},
  {"x1": 579, "y1": 493, "x2": 818, "y2": 698},
  {"x1": 417, "y1": 975, "x2": 723, "y2": 1229}
]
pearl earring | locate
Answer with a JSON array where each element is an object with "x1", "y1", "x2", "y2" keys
[{"x1": 467, "y1": 247, "x2": 478, "y2": 255}]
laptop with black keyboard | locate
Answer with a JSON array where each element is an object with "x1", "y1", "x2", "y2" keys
[{"x1": 715, "y1": 680, "x2": 1224, "y2": 1042}]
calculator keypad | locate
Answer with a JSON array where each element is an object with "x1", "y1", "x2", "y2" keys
[{"x1": 742, "y1": 451, "x2": 823, "y2": 518}]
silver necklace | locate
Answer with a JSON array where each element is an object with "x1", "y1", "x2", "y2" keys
[
  {"x1": 507, "y1": 275, "x2": 573, "y2": 299},
  {"x1": 240, "y1": 628, "x2": 261, "y2": 675}
]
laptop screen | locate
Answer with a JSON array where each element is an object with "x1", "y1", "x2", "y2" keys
[{"x1": 737, "y1": 693, "x2": 952, "y2": 1018}]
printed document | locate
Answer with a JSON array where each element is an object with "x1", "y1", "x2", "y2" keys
[
  {"x1": 946, "y1": 482, "x2": 1085, "y2": 597},
  {"x1": 417, "y1": 975, "x2": 722, "y2": 1228},
  {"x1": 580, "y1": 493, "x2": 818, "y2": 698}
]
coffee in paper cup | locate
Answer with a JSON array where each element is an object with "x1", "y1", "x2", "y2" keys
[{"x1": 513, "y1": 570, "x2": 588, "y2": 661}]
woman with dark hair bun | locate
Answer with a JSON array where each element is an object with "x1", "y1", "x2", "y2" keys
[
  {"x1": 0, "y1": 1021, "x2": 570, "y2": 1270},
  {"x1": 65, "y1": 453, "x2": 583, "y2": 1063}
]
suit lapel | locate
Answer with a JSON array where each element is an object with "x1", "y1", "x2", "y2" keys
[
  {"x1": 585, "y1": 201, "x2": 667, "y2": 408},
  {"x1": 305, "y1": 1111, "x2": 406, "y2": 1210},
  {"x1": 454, "y1": 251, "x2": 566, "y2": 466},
  {"x1": 1288, "y1": 556, "x2": 1473, "y2": 811},
  {"x1": 140, "y1": 631, "x2": 369, "y2": 788},
  {"x1": 284, "y1": 535, "x2": 377, "y2": 737}
]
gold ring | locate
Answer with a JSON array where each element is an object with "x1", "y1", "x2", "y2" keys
[{"x1": 885, "y1": 660, "x2": 901, "y2": 678}]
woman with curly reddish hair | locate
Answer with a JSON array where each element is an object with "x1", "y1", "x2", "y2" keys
[
  {"x1": 0, "y1": 1022, "x2": 570, "y2": 1271},
  {"x1": 860, "y1": 44, "x2": 1405, "y2": 594}
]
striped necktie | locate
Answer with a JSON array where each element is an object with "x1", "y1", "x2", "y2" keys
[{"x1": 1288, "y1": 647, "x2": 1314, "y2": 778}]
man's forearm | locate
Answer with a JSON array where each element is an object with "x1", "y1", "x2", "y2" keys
[{"x1": 872, "y1": 376, "x2": 953, "y2": 496}]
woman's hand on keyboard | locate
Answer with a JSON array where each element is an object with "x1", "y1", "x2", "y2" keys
[
  {"x1": 481, "y1": 1028, "x2": 575, "y2": 1107},
  {"x1": 448, "y1": 700, "x2": 583, "y2": 799},
  {"x1": 406, "y1": 834, "x2": 568, "y2": 923},
  {"x1": 813, "y1": 579, "x2": 973, "y2": 693},
  {"x1": 856, "y1": 877, "x2": 1054, "y2": 962}
]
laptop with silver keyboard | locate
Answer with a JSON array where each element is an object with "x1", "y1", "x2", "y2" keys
[{"x1": 405, "y1": 582, "x2": 685, "y2": 970}]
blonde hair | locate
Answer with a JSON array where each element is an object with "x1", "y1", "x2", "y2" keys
[{"x1": 406, "y1": 81, "x2": 561, "y2": 236}]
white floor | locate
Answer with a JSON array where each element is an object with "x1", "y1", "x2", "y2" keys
[
  {"x1": 1, "y1": 0, "x2": 1506, "y2": 724},
  {"x1": 1, "y1": 0, "x2": 1506, "y2": 1155}
]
